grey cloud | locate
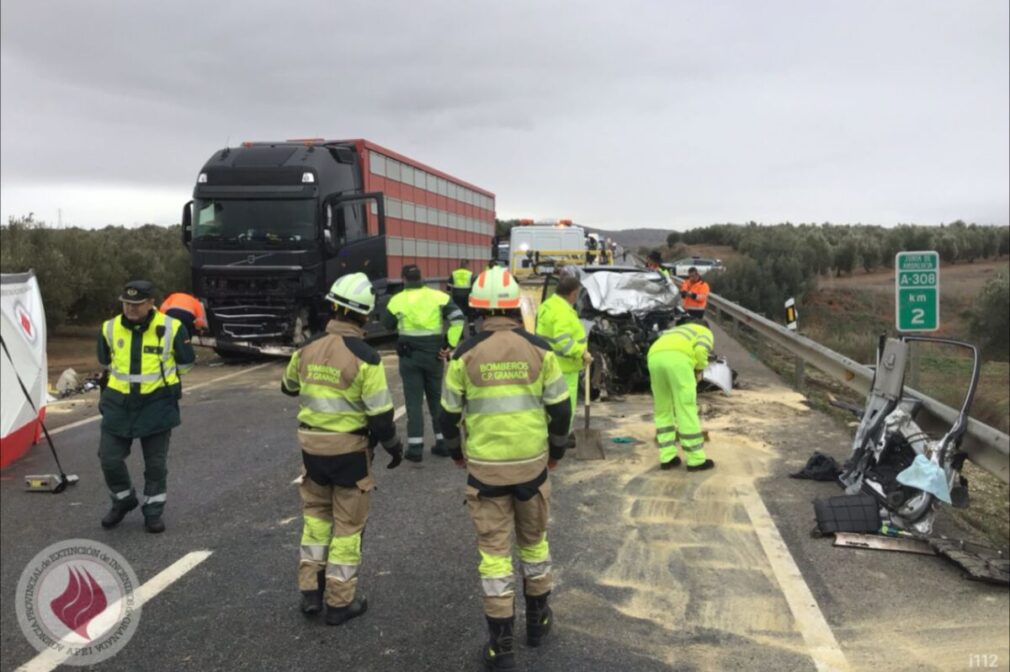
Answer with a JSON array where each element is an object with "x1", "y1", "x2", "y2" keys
[{"x1": 1, "y1": 0, "x2": 1007, "y2": 228}]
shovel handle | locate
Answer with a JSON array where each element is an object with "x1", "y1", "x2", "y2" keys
[{"x1": 583, "y1": 369, "x2": 591, "y2": 430}]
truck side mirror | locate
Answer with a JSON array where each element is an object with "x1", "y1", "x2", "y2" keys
[
  {"x1": 181, "y1": 200, "x2": 193, "y2": 249},
  {"x1": 323, "y1": 228, "x2": 337, "y2": 256}
]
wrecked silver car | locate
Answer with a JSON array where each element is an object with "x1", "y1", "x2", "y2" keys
[
  {"x1": 545, "y1": 267, "x2": 734, "y2": 398},
  {"x1": 838, "y1": 336, "x2": 980, "y2": 535}
]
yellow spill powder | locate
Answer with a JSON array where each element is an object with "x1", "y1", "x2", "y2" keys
[{"x1": 558, "y1": 382, "x2": 1009, "y2": 670}]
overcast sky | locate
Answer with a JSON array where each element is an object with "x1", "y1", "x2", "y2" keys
[{"x1": 1, "y1": 0, "x2": 1007, "y2": 230}]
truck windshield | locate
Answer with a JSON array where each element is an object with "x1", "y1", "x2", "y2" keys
[{"x1": 193, "y1": 199, "x2": 317, "y2": 245}]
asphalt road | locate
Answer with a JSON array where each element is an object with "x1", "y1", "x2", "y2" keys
[{"x1": 1, "y1": 328, "x2": 1008, "y2": 672}]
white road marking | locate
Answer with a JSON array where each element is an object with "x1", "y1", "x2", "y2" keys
[
  {"x1": 49, "y1": 362, "x2": 276, "y2": 436},
  {"x1": 16, "y1": 550, "x2": 213, "y2": 672},
  {"x1": 291, "y1": 405, "x2": 407, "y2": 484},
  {"x1": 740, "y1": 486, "x2": 849, "y2": 672},
  {"x1": 181, "y1": 361, "x2": 275, "y2": 393}
]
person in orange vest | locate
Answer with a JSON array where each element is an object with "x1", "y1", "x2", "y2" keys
[
  {"x1": 680, "y1": 267, "x2": 710, "y2": 320},
  {"x1": 159, "y1": 293, "x2": 208, "y2": 337}
]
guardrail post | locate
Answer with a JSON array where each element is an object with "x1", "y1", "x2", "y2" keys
[
  {"x1": 794, "y1": 356, "x2": 805, "y2": 391},
  {"x1": 908, "y1": 342, "x2": 921, "y2": 390}
]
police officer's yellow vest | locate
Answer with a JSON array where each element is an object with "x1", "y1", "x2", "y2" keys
[
  {"x1": 102, "y1": 312, "x2": 181, "y2": 395},
  {"x1": 442, "y1": 328, "x2": 568, "y2": 466},
  {"x1": 387, "y1": 286, "x2": 451, "y2": 338},
  {"x1": 451, "y1": 268, "x2": 473, "y2": 289},
  {"x1": 535, "y1": 294, "x2": 586, "y2": 374},
  {"x1": 649, "y1": 323, "x2": 714, "y2": 370}
]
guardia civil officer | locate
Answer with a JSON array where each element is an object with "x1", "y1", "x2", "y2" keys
[
  {"x1": 97, "y1": 280, "x2": 195, "y2": 533},
  {"x1": 381, "y1": 264, "x2": 464, "y2": 461}
]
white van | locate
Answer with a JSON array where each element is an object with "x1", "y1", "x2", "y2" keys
[{"x1": 510, "y1": 225, "x2": 588, "y2": 275}]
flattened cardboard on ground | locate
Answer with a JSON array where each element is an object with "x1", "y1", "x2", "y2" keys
[{"x1": 833, "y1": 532, "x2": 935, "y2": 555}]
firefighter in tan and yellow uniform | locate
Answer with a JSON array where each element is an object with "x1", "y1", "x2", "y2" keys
[
  {"x1": 440, "y1": 266, "x2": 572, "y2": 671},
  {"x1": 282, "y1": 272, "x2": 403, "y2": 626}
]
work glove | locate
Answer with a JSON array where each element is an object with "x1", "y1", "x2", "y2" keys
[
  {"x1": 582, "y1": 350, "x2": 593, "y2": 365},
  {"x1": 679, "y1": 290, "x2": 688, "y2": 298},
  {"x1": 689, "y1": 292, "x2": 698, "y2": 300},
  {"x1": 383, "y1": 438, "x2": 404, "y2": 470}
]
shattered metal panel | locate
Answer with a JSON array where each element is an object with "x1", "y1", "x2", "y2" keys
[{"x1": 581, "y1": 271, "x2": 679, "y2": 315}]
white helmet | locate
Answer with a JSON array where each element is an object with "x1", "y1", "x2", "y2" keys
[{"x1": 325, "y1": 272, "x2": 375, "y2": 315}]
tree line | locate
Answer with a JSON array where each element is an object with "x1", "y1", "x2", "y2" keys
[
  {"x1": 654, "y1": 221, "x2": 1008, "y2": 360},
  {"x1": 0, "y1": 214, "x2": 190, "y2": 329}
]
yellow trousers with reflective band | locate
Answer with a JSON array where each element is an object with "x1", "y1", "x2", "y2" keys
[
  {"x1": 298, "y1": 474, "x2": 370, "y2": 607},
  {"x1": 465, "y1": 480, "x2": 552, "y2": 619},
  {"x1": 648, "y1": 350, "x2": 707, "y2": 466}
]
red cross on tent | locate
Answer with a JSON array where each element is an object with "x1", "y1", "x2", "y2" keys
[{"x1": 19, "y1": 310, "x2": 33, "y2": 337}]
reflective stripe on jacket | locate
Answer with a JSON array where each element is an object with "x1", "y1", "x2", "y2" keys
[
  {"x1": 441, "y1": 321, "x2": 568, "y2": 472},
  {"x1": 282, "y1": 320, "x2": 394, "y2": 433},
  {"x1": 648, "y1": 323, "x2": 714, "y2": 371},
  {"x1": 103, "y1": 311, "x2": 184, "y2": 395},
  {"x1": 681, "y1": 278, "x2": 710, "y2": 310},
  {"x1": 385, "y1": 286, "x2": 464, "y2": 347},
  {"x1": 160, "y1": 292, "x2": 207, "y2": 329},
  {"x1": 535, "y1": 294, "x2": 586, "y2": 374}
]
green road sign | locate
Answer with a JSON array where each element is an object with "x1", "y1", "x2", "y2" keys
[{"x1": 895, "y1": 251, "x2": 939, "y2": 331}]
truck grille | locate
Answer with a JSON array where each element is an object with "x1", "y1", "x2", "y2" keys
[{"x1": 201, "y1": 274, "x2": 302, "y2": 341}]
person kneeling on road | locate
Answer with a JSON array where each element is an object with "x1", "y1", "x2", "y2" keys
[
  {"x1": 282, "y1": 272, "x2": 403, "y2": 626},
  {"x1": 440, "y1": 265, "x2": 572, "y2": 670},
  {"x1": 646, "y1": 317, "x2": 715, "y2": 472}
]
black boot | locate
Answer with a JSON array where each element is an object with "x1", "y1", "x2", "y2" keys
[
  {"x1": 301, "y1": 570, "x2": 324, "y2": 616},
  {"x1": 687, "y1": 459, "x2": 715, "y2": 472},
  {"x1": 144, "y1": 515, "x2": 166, "y2": 534},
  {"x1": 481, "y1": 616, "x2": 516, "y2": 670},
  {"x1": 325, "y1": 595, "x2": 368, "y2": 626},
  {"x1": 431, "y1": 440, "x2": 450, "y2": 457},
  {"x1": 101, "y1": 497, "x2": 138, "y2": 529},
  {"x1": 525, "y1": 592, "x2": 552, "y2": 647},
  {"x1": 660, "y1": 456, "x2": 682, "y2": 470}
]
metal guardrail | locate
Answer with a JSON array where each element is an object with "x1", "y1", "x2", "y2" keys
[{"x1": 685, "y1": 282, "x2": 1010, "y2": 484}]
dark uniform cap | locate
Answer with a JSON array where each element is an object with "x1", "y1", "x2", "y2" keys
[
  {"x1": 401, "y1": 265, "x2": 422, "y2": 282},
  {"x1": 119, "y1": 280, "x2": 156, "y2": 304},
  {"x1": 648, "y1": 251, "x2": 662, "y2": 264}
]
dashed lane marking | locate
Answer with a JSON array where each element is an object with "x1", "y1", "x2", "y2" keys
[{"x1": 16, "y1": 550, "x2": 213, "y2": 672}]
